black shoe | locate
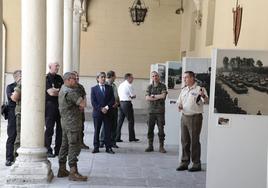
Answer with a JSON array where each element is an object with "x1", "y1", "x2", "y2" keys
[
  {"x1": 129, "y1": 138, "x2": 139, "y2": 142},
  {"x1": 99, "y1": 143, "x2": 105, "y2": 148},
  {"x1": 116, "y1": 139, "x2": 123, "y2": 142},
  {"x1": 188, "y1": 166, "x2": 201, "y2": 172},
  {"x1": 112, "y1": 144, "x2": 119, "y2": 148},
  {"x1": 92, "y1": 148, "x2": 99, "y2": 154},
  {"x1": 176, "y1": 165, "x2": 188, "y2": 171},
  {"x1": 106, "y1": 148, "x2": 115, "y2": 154},
  {"x1": 81, "y1": 143, "x2": 90, "y2": 150},
  {"x1": 47, "y1": 152, "x2": 55, "y2": 158},
  {"x1": 5, "y1": 160, "x2": 13, "y2": 166}
]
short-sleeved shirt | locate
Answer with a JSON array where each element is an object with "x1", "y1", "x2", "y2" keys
[
  {"x1": 146, "y1": 82, "x2": 167, "y2": 114},
  {"x1": 177, "y1": 83, "x2": 208, "y2": 115},
  {"x1": 46, "y1": 73, "x2": 64, "y2": 104},
  {"x1": 14, "y1": 83, "x2": 21, "y2": 115},
  {"x1": 58, "y1": 85, "x2": 83, "y2": 131},
  {"x1": 118, "y1": 80, "x2": 135, "y2": 101}
]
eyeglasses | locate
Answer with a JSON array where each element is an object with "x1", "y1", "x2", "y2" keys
[
  {"x1": 69, "y1": 77, "x2": 76, "y2": 80},
  {"x1": 152, "y1": 75, "x2": 159, "y2": 77},
  {"x1": 100, "y1": 76, "x2": 106, "y2": 78}
]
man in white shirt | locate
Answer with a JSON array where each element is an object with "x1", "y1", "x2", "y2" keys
[
  {"x1": 176, "y1": 71, "x2": 208, "y2": 172},
  {"x1": 116, "y1": 73, "x2": 139, "y2": 142}
]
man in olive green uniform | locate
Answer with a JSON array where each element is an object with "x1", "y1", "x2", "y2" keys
[
  {"x1": 11, "y1": 81, "x2": 21, "y2": 159},
  {"x1": 145, "y1": 71, "x2": 167, "y2": 153},
  {"x1": 57, "y1": 72, "x2": 87, "y2": 181},
  {"x1": 73, "y1": 71, "x2": 89, "y2": 150}
]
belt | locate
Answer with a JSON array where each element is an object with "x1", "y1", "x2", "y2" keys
[
  {"x1": 182, "y1": 113, "x2": 202, "y2": 117},
  {"x1": 120, "y1": 101, "x2": 131, "y2": 102}
]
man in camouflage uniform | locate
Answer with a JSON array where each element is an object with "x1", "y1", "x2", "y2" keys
[
  {"x1": 10, "y1": 81, "x2": 21, "y2": 159},
  {"x1": 57, "y1": 72, "x2": 87, "y2": 181},
  {"x1": 145, "y1": 71, "x2": 167, "y2": 153},
  {"x1": 73, "y1": 71, "x2": 89, "y2": 150}
]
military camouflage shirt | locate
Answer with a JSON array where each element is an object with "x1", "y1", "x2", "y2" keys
[
  {"x1": 58, "y1": 85, "x2": 83, "y2": 131},
  {"x1": 107, "y1": 80, "x2": 119, "y2": 104},
  {"x1": 146, "y1": 82, "x2": 167, "y2": 114},
  {"x1": 75, "y1": 83, "x2": 86, "y2": 99},
  {"x1": 14, "y1": 83, "x2": 21, "y2": 115}
]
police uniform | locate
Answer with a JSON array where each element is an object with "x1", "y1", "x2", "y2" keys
[
  {"x1": 13, "y1": 83, "x2": 21, "y2": 158},
  {"x1": 45, "y1": 73, "x2": 64, "y2": 156},
  {"x1": 177, "y1": 83, "x2": 208, "y2": 169},
  {"x1": 58, "y1": 84, "x2": 83, "y2": 167},
  {"x1": 146, "y1": 82, "x2": 167, "y2": 149}
]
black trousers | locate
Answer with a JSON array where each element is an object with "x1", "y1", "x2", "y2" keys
[
  {"x1": 116, "y1": 101, "x2": 136, "y2": 141},
  {"x1": 100, "y1": 108, "x2": 118, "y2": 145},
  {"x1": 93, "y1": 115, "x2": 111, "y2": 149},
  {"x1": 6, "y1": 106, "x2": 16, "y2": 162},
  {"x1": 45, "y1": 101, "x2": 62, "y2": 154}
]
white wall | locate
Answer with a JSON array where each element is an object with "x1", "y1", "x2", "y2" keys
[{"x1": 206, "y1": 49, "x2": 268, "y2": 188}]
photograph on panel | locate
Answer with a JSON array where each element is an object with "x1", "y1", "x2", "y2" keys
[
  {"x1": 158, "y1": 64, "x2": 166, "y2": 84},
  {"x1": 166, "y1": 61, "x2": 182, "y2": 99},
  {"x1": 214, "y1": 50, "x2": 268, "y2": 115}
]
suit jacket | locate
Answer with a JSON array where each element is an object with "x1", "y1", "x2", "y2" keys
[
  {"x1": 91, "y1": 84, "x2": 115, "y2": 118},
  {"x1": 6, "y1": 82, "x2": 17, "y2": 108}
]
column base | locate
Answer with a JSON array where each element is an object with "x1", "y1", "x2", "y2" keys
[{"x1": 6, "y1": 147, "x2": 54, "y2": 184}]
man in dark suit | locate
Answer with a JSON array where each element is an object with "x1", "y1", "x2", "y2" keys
[
  {"x1": 5, "y1": 70, "x2": 21, "y2": 166},
  {"x1": 91, "y1": 72, "x2": 115, "y2": 154}
]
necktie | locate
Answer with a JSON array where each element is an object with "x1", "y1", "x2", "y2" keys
[{"x1": 101, "y1": 85, "x2": 105, "y2": 95}]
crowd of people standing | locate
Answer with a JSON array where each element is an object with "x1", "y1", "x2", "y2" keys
[{"x1": 4, "y1": 63, "x2": 208, "y2": 181}]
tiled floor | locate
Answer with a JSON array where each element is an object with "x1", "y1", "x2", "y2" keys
[{"x1": 0, "y1": 119, "x2": 206, "y2": 188}]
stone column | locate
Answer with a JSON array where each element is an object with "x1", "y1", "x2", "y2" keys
[
  {"x1": 72, "y1": 2, "x2": 82, "y2": 72},
  {"x1": 63, "y1": 0, "x2": 74, "y2": 73},
  {"x1": 47, "y1": 0, "x2": 64, "y2": 75},
  {"x1": 0, "y1": 0, "x2": 2, "y2": 127},
  {"x1": 7, "y1": 0, "x2": 53, "y2": 184}
]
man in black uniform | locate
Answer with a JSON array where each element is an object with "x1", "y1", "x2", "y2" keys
[
  {"x1": 5, "y1": 70, "x2": 21, "y2": 166},
  {"x1": 45, "y1": 62, "x2": 64, "y2": 157}
]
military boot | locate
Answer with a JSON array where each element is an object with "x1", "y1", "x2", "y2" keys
[
  {"x1": 57, "y1": 163, "x2": 69, "y2": 178},
  {"x1": 69, "y1": 164, "x2": 88, "y2": 181},
  {"x1": 159, "y1": 141, "x2": 166, "y2": 153},
  {"x1": 145, "y1": 140, "x2": 154, "y2": 152}
]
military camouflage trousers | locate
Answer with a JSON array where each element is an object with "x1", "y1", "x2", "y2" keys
[
  {"x1": 147, "y1": 113, "x2": 165, "y2": 142},
  {"x1": 14, "y1": 113, "x2": 21, "y2": 158},
  {"x1": 58, "y1": 128, "x2": 82, "y2": 167}
]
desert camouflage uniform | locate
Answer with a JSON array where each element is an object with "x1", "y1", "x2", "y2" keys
[
  {"x1": 58, "y1": 85, "x2": 83, "y2": 167},
  {"x1": 146, "y1": 82, "x2": 167, "y2": 143}
]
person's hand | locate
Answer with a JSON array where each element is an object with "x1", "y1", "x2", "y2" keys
[
  {"x1": 130, "y1": 95, "x2": 136, "y2": 99},
  {"x1": 199, "y1": 88, "x2": 205, "y2": 98},
  {"x1": 178, "y1": 104, "x2": 183, "y2": 111},
  {"x1": 113, "y1": 102, "x2": 119, "y2": 108},
  {"x1": 101, "y1": 107, "x2": 108, "y2": 114}
]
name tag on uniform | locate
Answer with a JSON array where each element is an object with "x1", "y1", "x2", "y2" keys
[{"x1": 191, "y1": 92, "x2": 198, "y2": 97}]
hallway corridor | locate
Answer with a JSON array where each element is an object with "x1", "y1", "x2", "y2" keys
[{"x1": 0, "y1": 119, "x2": 206, "y2": 188}]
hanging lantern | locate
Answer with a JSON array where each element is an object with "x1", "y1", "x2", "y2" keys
[{"x1": 129, "y1": 0, "x2": 148, "y2": 26}]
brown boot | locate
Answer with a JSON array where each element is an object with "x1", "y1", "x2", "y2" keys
[
  {"x1": 80, "y1": 142, "x2": 90, "y2": 150},
  {"x1": 159, "y1": 141, "x2": 166, "y2": 153},
  {"x1": 57, "y1": 162, "x2": 69, "y2": 178},
  {"x1": 69, "y1": 164, "x2": 88, "y2": 181},
  {"x1": 145, "y1": 140, "x2": 154, "y2": 152}
]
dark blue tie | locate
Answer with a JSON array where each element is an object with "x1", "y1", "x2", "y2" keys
[{"x1": 101, "y1": 85, "x2": 105, "y2": 95}]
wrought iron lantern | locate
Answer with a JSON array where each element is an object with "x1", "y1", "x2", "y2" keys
[{"x1": 129, "y1": 0, "x2": 148, "y2": 25}]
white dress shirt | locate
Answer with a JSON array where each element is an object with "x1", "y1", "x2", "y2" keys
[
  {"x1": 177, "y1": 83, "x2": 208, "y2": 115},
  {"x1": 118, "y1": 80, "x2": 135, "y2": 101}
]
